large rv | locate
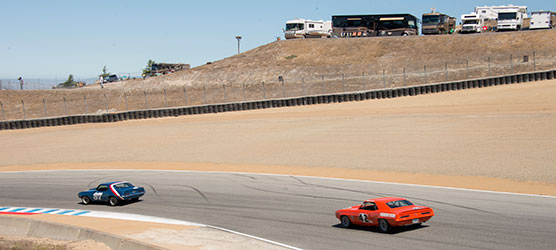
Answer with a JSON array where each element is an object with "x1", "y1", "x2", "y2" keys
[
  {"x1": 460, "y1": 7, "x2": 498, "y2": 33},
  {"x1": 422, "y1": 11, "x2": 456, "y2": 35},
  {"x1": 332, "y1": 14, "x2": 418, "y2": 38},
  {"x1": 495, "y1": 5, "x2": 528, "y2": 31},
  {"x1": 284, "y1": 19, "x2": 332, "y2": 39}
]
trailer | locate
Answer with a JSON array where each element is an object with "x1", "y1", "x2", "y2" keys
[
  {"x1": 529, "y1": 11, "x2": 556, "y2": 29},
  {"x1": 284, "y1": 19, "x2": 332, "y2": 39}
]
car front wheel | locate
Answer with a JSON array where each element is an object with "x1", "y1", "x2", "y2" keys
[
  {"x1": 109, "y1": 197, "x2": 119, "y2": 206},
  {"x1": 341, "y1": 216, "x2": 352, "y2": 228},
  {"x1": 378, "y1": 219, "x2": 390, "y2": 233},
  {"x1": 81, "y1": 196, "x2": 91, "y2": 205}
]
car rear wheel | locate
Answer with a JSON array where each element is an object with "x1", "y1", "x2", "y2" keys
[
  {"x1": 81, "y1": 196, "x2": 91, "y2": 205},
  {"x1": 340, "y1": 216, "x2": 352, "y2": 228},
  {"x1": 109, "y1": 197, "x2": 119, "y2": 206},
  {"x1": 378, "y1": 219, "x2": 390, "y2": 233}
]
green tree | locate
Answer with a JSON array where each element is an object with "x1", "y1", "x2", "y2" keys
[
  {"x1": 62, "y1": 74, "x2": 76, "y2": 87},
  {"x1": 100, "y1": 65, "x2": 110, "y2": 78},
  {"x1": 142, "y1": 59, "x2": 155, "y2": 78}
]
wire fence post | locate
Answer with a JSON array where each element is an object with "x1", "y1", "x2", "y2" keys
[
  {"x1": 445, "y1": 62, "x2": 448, "y2": 81},
  {"x1": 84, "y1": 95, "x2": 88, "y2": 114},
  {"x1": 301, "y1": 77, "x2": 305, "y2": 96},
  {"x1": 63, "y1": 97, "x2": 68, "y2": 115},
  {"x1": 382, "y1": 70, "x2": 386, "y2": 88},
  {"x1": 403, "y1": 67, "x2": 406, "y2": 86},
  {"x1": 223, "y1": 83, "x2": 227, "y2": 102},
  {"x1": 203, "y1": 86, "x2": 207, "y2": 104},
  {"x1": 21, "y1": 100, "x2": 26, "y2": 119},
  {"x1": 262, "y1": 81, "x2": 266, "y2": 99},
  {"x1": 424, "y1": 65, "x2": 428, "y2": 84},
  {"x1": 466, "y1": 60, "x2": 469, "y2": 79},
  {"x1": 342, "y1": 73, "x2": 345, "y2": 92},
  {"x1": 103, "y1": 94, "x2": 108, "y2": 112},
  {"x1": 124, "y1": 93, "x2": 128, "y2": 111},
  {"x1": 242, "y1": 83, "x2": 246, "y2": 101},
  {"x1": 144, "y1": 91, "x2": 148, "y2": 109},
  {"x1": 510, "y1": 54, "x2": 514, "y2": 74},
  {"x1": 533, "y1": 51, "x2": 536, "y2": 71},
  {"x1": 0, "y1": 101, "x2": 5, "y2": 120},
  {"x1": 282, "y1": 80, "x2": 285, "y2": 97},
  {"x1": 362, "y1": 72, "x2": 366, "y2": 90},
  {"x1": 488, "y1": 56, "x2": 491, "y2": 76},
  {"x1": 164, "y1": 89, "x2": 168, "y2": 107},
  {"x1": 183, "y1": 87, "x2": 187, "y2": 106},
  {"x1": 321, "y1": 75, "x2": 325, "y2": 94},
  {"x1": 43, "y1": 99, "x2": 47, "y2": 117}
]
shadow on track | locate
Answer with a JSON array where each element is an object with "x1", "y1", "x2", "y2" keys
[{"x1": 332, "y1": 223, "x2": 428, "y2": 235}]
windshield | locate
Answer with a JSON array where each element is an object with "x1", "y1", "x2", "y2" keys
[
  {"x1": 498, "y1": 12, "x2": 517, "y2": 20},
  {"x1": 386, "y1": 199, "x2": 414, "y2": 208},
  {"x1": 286, "y1": 23, "x2": 304, "y2": 31},
  {"x1": 422, "y1": 15, "x2": 440, "y2": 24},
  {"x1": 463, "y1": 20, "x2": 479, "y2": 25}
]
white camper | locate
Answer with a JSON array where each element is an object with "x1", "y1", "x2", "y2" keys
[
  {"x1": 529, "y1": 11, "x2": 555, "y2": 29},
  {"x1": 284, "y1": 19, "x2": 332, "y2": 39},
  {"x1": 460, "y1": 7, "x2": 498, "y2": 33},
  {"x1": 495, "y1": 5, "x2": 528, "y2": 31}
]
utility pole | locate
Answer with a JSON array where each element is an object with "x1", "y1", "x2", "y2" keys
[{"x1": 235, "y1": 36, "x2": 242, "y2": 54}]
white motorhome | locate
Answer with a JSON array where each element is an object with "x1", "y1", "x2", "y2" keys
[
  {"x1": 284, "y1": 19, "x2": 332, "y2": 39},
  {"x1": 529, "y1": 11, "x2": 555, "y2": 29},
  {"x1": 495, "y1": 5, "x2": 528, "y2": 31},
  {"x1": 460, "y1": 10, "x2": 497, "y2": 33}
]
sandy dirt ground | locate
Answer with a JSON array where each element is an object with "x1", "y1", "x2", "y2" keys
[
  {"x1": 0, "y1": 234, "x2": 110, "y2": 250},
  {"x1": 0, "y1": 214, "x2": 285, "y2": 250},
  {"x1": 1, "y1": 79, "x2": 555, "y2": 195}
]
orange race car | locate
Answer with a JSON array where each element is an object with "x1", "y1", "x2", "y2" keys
[{"x1": 335, "y1": 197, "x2": 434, "y2": 233}]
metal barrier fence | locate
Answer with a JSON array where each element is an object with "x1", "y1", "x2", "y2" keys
[{"x1": 1, "y1": 49, "x2": 556, "y2": 121}]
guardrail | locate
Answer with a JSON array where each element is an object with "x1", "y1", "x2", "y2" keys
[{"x1": 1, "y1": 69, "x2": 554, "y2": 131}]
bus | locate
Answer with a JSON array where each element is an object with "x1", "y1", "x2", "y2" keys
[{"x1": 332, "y1": 14, "x2": 418, "y2": 37}]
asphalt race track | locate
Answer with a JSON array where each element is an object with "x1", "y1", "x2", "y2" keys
[{"x1": 1, "y1": 170, "x2": 555, "y2": 250}]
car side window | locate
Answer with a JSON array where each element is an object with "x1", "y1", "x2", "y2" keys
[{"x1": 360, "y1": 202, "x2": 377, "y2": 211}]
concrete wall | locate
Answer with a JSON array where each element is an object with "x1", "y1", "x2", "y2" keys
[
  {"x1": 0, "y1": 216, "x2": 163, "y2": 250},
  {"x1": 1, "y1": 69, "x2": 554, "y2": 131}
]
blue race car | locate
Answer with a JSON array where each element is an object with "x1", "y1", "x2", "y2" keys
[{"x1": 78, "y1": 181, "x2": 145, "y2": 206}]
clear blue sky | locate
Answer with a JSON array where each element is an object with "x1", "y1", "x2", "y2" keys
[{"x1": 1, "y1": 0, "x2": 554, "y2": 79}]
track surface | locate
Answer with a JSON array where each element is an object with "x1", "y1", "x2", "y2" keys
[{"x1": 1, "y1": 170, "x2": 555, "y2": 250}]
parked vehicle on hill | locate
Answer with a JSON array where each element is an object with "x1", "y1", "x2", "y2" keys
[
  {"x1": 336, "y1": 197, "x2": 434, "y2": 233},
  {"x1": 496, "y1": 5, "x2": 528, "y2": 31},
  {"x1": 460, "y1": 7, "x2": 498, "y2": 33},
  {"x1": 284, "y1": 19, "x2": 332, "y2": 39},
  {"x1": 332, "y1": 14, "x2": 418, "y2": 37},
  {"x1": 422, "y1": 11, "x2": 456, "y2": 35},
  {"x1": 529, "y1": 11, "x2": 556, "y2": 29}
]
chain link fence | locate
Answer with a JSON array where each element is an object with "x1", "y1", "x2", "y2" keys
[{"x1": 1, "y1": 49, "x2": 556, "y2": 121}]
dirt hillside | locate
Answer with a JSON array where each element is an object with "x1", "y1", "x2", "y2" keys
[
  {"x1": 2, "y1": 29, "x2": 556, "y2": 121},
  {"x1": 121, "y1": 29, "x2": 556, "y2": 89}
]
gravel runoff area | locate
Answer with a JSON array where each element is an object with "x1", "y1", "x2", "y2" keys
[
  {"x1": 0, "y1": 79, "x2": 555, "y2": 249},
  {"x1": 0, "y1": 214, "x2": 287, "y2": 250}
]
